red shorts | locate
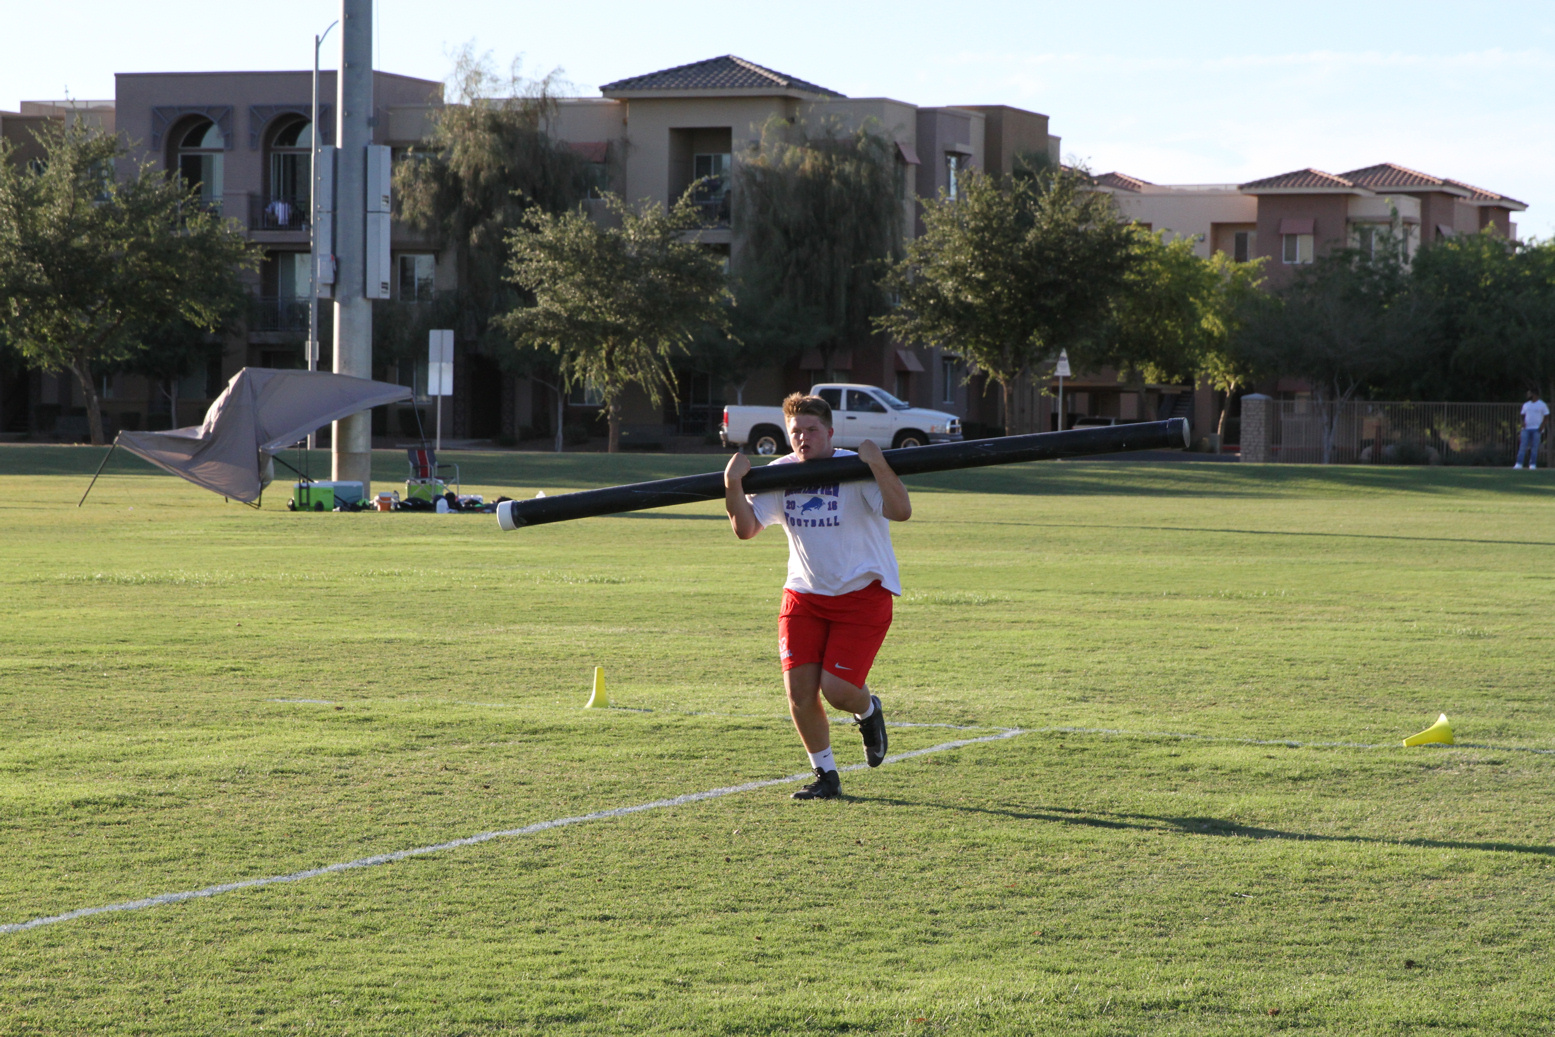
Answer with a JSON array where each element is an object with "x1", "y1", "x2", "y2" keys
[{"x1": 778, "y1": 581, "x2": 894, "y2": 686}]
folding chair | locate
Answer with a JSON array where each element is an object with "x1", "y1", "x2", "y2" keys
[{"x1": 406, "y1": 447, "x2": 460, "y2": 498}]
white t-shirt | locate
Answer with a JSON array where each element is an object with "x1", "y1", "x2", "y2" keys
[
  {"x1": 1522, "y1": 399, "x2": 1549, "y2": 430},
  {"x1": 748, "y1": 450, "x2": 901, "y2": 597}
]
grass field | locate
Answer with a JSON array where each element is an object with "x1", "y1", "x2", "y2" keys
[{"x1": 2, "y1": 445, "x2": 1553, "y2": 1035}]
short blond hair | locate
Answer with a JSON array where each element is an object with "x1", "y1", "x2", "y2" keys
[{"x1": 783, "y1": 392, "x2": 832, "y2": 427}]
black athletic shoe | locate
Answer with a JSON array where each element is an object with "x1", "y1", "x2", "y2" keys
[
  {"x1": 791, "y1": 768, "x2": 841, "y2": 800},
  {"x1": 857, "y1": 695, "x2": 887, "y2": 767}
]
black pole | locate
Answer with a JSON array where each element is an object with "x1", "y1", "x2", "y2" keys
[
  {"x1": 77, "y1": 436, "x2": 121, "y2": 508},
  {"x1": 497, "y1": 418, "x2": 1189, "y2": 531}
]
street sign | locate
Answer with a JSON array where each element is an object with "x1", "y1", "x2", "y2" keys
[
  {"x1": 1055, "y1": 350, "x2": 1072, "y2": 378},
  {"x1": 428, "y1": 329, "x2": 454, "y2": 454},
  {"x1": 427, "y1": 330, "x2": 454, "y2": 396}
]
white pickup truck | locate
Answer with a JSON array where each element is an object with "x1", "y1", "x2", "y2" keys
[{"x1": 721, "y1": 383, "x2": 963, "y2": 455}]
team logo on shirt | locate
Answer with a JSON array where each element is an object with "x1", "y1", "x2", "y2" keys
[{"x1": 784, "y1": 485, "x2": 840, "y2": 527}]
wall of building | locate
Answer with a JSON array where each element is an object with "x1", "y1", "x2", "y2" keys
[
  {"x1": 958, "y1": 105, "x2": 1050, "y2": 178},
  {"x1": 1109, "y1": 188, "x2": 1256, "y2": 258},
  {"x1": 1252, "y1": 193, "x2": 1353, "y2": 286},
  {"x1": 609, "y1": 95, "x2": 801, "y2": 213}
]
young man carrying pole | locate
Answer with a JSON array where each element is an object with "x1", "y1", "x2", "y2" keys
[{"x1": 724, "y1": 393, "x2": 912, "y2": 800}]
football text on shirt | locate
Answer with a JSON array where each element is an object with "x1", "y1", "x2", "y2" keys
[{"x1": 784, "y1": 485, "x2": 841, "y2": 528}]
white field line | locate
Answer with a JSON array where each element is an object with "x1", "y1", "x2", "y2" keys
[
  {"x1": 1039, "y1": 725, "x2": 1555, "y2": 756},
  {"x1": 0, "y1": 728, "x2": 1024, "y2": 937}
]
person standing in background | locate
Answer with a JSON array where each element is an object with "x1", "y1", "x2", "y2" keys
[{"x1": 1515, "y1": 389, "x2": 1549, "y2": 470}]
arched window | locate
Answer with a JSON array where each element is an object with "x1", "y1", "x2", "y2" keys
[
  {"x1": 265, "y1": 117, "x2": 311, "y2": 229},
  {"x1": 173, "y1": 119, "x2": 224, "y2": 209}
]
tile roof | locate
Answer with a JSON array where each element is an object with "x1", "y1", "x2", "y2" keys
[
  {"x1": 1339, "y1": 162, "x2": 1449, "y2": 190},
  {"x1": 1442, "y1": 178, "x2": 1527, "y2": 209},
  {"x1": 1239, "y1": 168, "x2": 1358, "y2": 191},
  {"x1": 600, "y1": 56, "x2": 845, "y2": 98},
  {"x1": 1094, "y1": 172, "x2": 1152, "y2": 192}
]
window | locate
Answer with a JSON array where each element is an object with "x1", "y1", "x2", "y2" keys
[
  {"x1": 692, "y1": 153, "x2": 731, "y2": 224},
  {"x1": 817, "y1": 388, "x2": 842, "y2": 411},
  {"x1": 275, "y1": 252, "x2": 312, "y2": 299},
  {"x1": 584, "y1": 161, "x2": 609, "y2": 199},
  {"x1": 846, "y1": 389, "x2": 886, "y2": 413},
  {"x1": 568, "y1": 383, "x2": 603, "y2": 406},
  {"x1": 1233, "y1": 231, "x2": 1253, "y2": 263},
  {"x1": 397, "y1": 254, "x2": 436, "y2": 302},
  {"x1": 946, "y1": 154, "x2": 963, "y2": 200},
  {"x1": 941, "y1": 356, "x2": 961, "y2": 404},
  {"x1": 175, "y1": 119, "x2": 224, "y2": 209},
  {"x1": 1355, "y1": 225, "x2": 1379, "y2": 258},
  {"x1": 1282, "y1": 233, "x2": 1313, "y2": 264},
  {"x1": 895, "y1": 372, "x2": 911, "y2": 401},
  {"x1": 693, "y1": 153, "x2": 730, "y2": 192},
  {"x1": 267, "y1": 118, "x2": 311, "y2": 214}
]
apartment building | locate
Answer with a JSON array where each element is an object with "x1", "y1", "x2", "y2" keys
[
  {"x1": 1096, "y1": 162, "x2": 1524, "y2": 279},
  {"x1": 3, "y1": 72, "x2": 445, "y2": 439},
  {"x1": 1081, "y1": 162, "x2": 1529, "y2": 442},
  {"x1": 541, "y1": 56, "x2": 1061, "y2": 441},
  {"x1": 7, "y1": 55, "x2": 1075, "y2": 443}
]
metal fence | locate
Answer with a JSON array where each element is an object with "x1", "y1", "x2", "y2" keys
[
  {"x1": 249, "y1": 296, "x2": 310, "y2": 334},
  {"x1": 1273, "y1": 400, "x2": 1549, "y2": 466},
  {"x1": 246, "y1": 192, "x2": 309, "y2": 231}
]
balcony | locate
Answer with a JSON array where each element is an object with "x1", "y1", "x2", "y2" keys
[
  {"x1": 691, "y1": 181, "x2": 731, "y2": 228},
  {"x1": 247, "y1": 192, "x2": 310, "y2": 232},
  {"x1": 249, "y1": 295, "x2": 311, "y2": 333}
]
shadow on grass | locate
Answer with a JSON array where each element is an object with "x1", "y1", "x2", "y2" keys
[{"x1": 867, "y1": 798, "x2": 1555, "y2": 858}]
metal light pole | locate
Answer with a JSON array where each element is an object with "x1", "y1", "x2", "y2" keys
[
  {"x1": 1055, "y1": 349, "x2": 1071, "y2": 432},
  {"x1": 332, "y1": 0, "x2": 373, "y2": 494},
  {"x1": 306, "y1": 18, "x2": 338, "y2": 451}
]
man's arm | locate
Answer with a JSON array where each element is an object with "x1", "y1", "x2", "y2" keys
[
  {"x1": 857, "y1": 440, "x2": 911, "y2": 522},
  {"x1": 724, "y1": 452, "x2": 763, "y2": 539}
]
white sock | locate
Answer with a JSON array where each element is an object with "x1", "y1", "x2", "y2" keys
[
  {"x1": 807, "y1": 747, "x2": 837, "y2": 773},
  {"x1": 854, "y1": 699, "x2": 876, "y2": 720}
]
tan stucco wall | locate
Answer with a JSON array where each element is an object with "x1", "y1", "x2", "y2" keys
[
  {"x1": 1109, "y1": 189, "x2": 1256, "y2": 257},
  {"x1": 607, "y1": 95, "x2": 799, "y2": 209}
]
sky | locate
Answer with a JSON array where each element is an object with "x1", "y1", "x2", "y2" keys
[{"x1": 5, "y1": 0, "x2": 1552, "y2": 237}]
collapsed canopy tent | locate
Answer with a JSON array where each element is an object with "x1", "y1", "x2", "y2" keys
[{"x1": 114, "y1": 368, "x2": 413, "y2": 503}]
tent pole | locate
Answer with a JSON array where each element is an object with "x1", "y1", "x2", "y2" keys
[
  {"x1": 413, "y1": 400, "x2": 429, "y2": 450},
  {"x1": 78, "y1": 436, "x2": 121, "y2": 508}
]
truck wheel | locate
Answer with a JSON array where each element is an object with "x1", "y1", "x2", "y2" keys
[
  {"x1": 750, "y1": 425, "x2": 788, "y2": 455},
  {"x1": 893, "y1": 430, "x2": 927, "y2": 448}
]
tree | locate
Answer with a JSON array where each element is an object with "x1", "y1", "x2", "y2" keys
[
  {"x1": 0, "y1": 120, "x2": 258, "y2": 443},
  {"x1": 733, "y1": 119, "x2": 904, "y2": 381},
  {"x1": 500, "y1": 191, "x2": 731, "y2": 452},
  {"x1": 120, "y1": 317, "x2": 226, "y2": 429},
  {"x1": 1397, "y1": 234, "x2": 1555, "y2": 403},
  {"x1": 394, "y1": 49, "x2": 590, "y2": 364},
  {"x1": 1234, "y1": 235, "x2": 1426, "y2": 462},
  {"x1": 878, "y1": 165, "x2": 1138, "y2": 433},
  {"x1": 1097, "y1": 230, "x2": 1263, "y2": 441}
]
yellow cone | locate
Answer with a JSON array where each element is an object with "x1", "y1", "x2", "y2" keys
[
  {"x1": 585, "y1": 667, "x2": 609, "y2": 709},
  {"x1": 1403, "y1": 713, "x2": 1453, "y2": 747}
]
